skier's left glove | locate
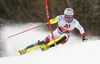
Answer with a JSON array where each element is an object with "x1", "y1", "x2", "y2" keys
[{"x1": 82, "y1": 36, "x2": 88, "y2": 42}]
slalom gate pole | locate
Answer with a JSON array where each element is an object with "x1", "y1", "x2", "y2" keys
[
  {"x1": 8, "y1": 23, "x2": 47, "y2": 38},
  {"x1": 46, "y1": 0, "x2": 56, "y2": 46}
]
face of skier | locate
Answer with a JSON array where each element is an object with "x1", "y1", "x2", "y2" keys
[{"x1": 65, "y1": 15, "x2": 73, "y2": 22}]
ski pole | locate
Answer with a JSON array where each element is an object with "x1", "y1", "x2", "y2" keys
[{"x1": 8, "y1": 23, "x2": 47, "y2": 38}]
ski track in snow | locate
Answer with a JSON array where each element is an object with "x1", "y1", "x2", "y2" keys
[{"x1": 0, "y1": 23, "x2": 100, "y2": 64}]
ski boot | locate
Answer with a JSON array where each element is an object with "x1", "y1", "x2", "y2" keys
[
  {"x1": 40, "y1": 45, "x2": 50, "y2": 51},
  {"x1": 17, "y1": 48, "x2": 27, "y2": 55}
]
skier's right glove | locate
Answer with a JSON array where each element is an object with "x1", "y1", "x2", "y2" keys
[
  {"x1": 47, "y1": 19, "x2": 58, "y2": 24},
  {"x1": 82, "y1": 36, "x2": 88, "y2": 42}
]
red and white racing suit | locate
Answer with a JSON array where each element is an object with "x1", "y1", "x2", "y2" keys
[{"x1": 44, "y1": 15, "x2": 85, "y2": 44}]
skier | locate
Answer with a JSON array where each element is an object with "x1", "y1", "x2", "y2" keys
[{"x1": 17, "y1": 8, "x2": 88, "y2": 55}]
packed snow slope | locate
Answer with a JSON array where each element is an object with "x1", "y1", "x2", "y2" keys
[
  {"x1": 0, "y1": 40, "x2": 100, "y2": 64},
  {"x1": 1, "y1": 23, "x2": 100, "y2": 64}
]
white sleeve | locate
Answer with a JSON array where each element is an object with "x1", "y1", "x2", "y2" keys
[
  {"x1": 55, "y1": 15, "x2": 62, "y2": 22},
  {"x1": 75, "y1": 21, "x2": 85, "y2": 36}
]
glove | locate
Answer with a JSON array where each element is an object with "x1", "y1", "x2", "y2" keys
[
  {"x1": 82, "y1": 36, "x2": 88, "y2": 42},
  {"x1": 47, "y1": 19, "x2": 58, "y2": 24}
]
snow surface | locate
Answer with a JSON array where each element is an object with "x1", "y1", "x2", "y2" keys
[{"x1": 0, "y1": 23, "x2": 100, "y2": 64}]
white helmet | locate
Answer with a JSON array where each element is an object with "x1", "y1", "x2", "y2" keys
[{"x1": 64, "y1": 8, "x2": 74, "y2": 16}]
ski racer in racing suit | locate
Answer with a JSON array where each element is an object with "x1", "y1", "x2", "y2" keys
[{"x1": 17, "y1": 8, "x2": 87, "y2": 55}]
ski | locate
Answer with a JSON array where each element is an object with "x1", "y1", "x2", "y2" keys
[{"x1": 15, "y1": 44, "x2": 45, "y2": 56}]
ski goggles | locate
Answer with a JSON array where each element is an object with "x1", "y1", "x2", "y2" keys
[{"x1": 65, "y1": 15, "x2": 73, "y2": 19}]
